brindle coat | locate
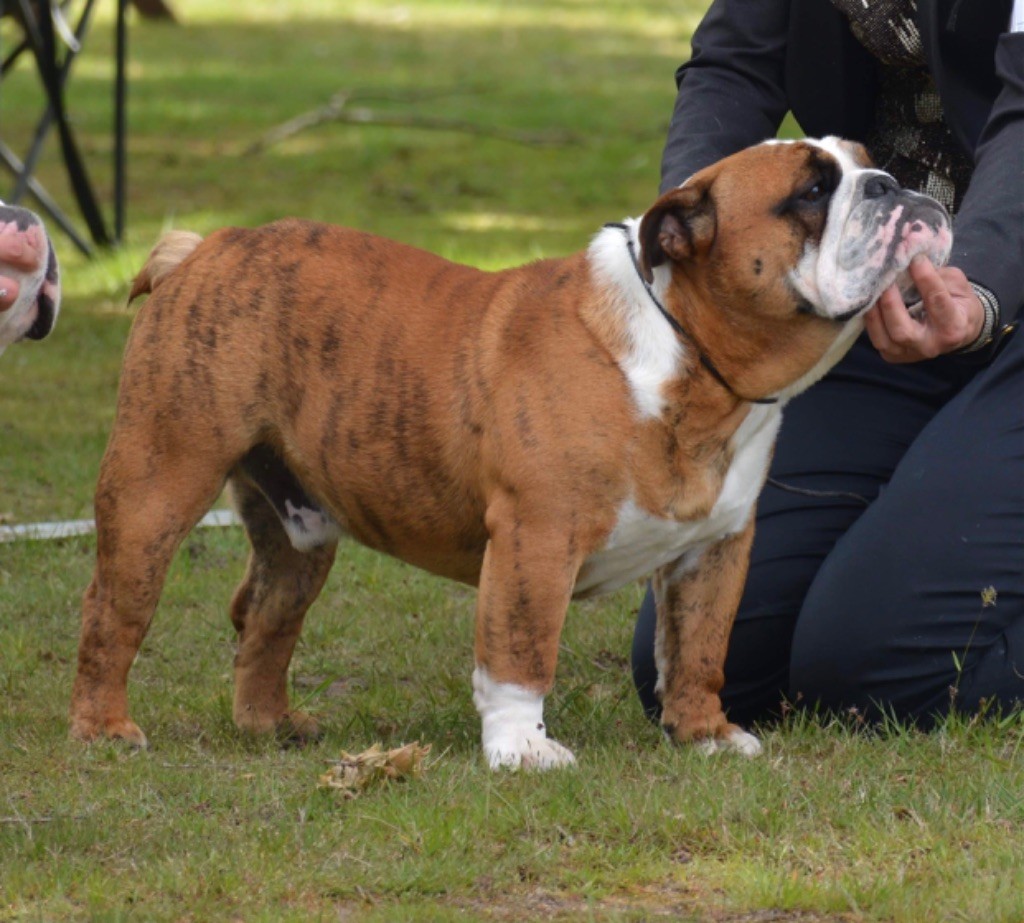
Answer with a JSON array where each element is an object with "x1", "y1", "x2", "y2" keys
[{"x1": 69, "y1": 141, "x2": 925, "y2": 758}]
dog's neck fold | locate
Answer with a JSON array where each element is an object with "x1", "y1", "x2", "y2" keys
[{"x1": 584, "y1": 222, "x2": 785, "y2": 419}]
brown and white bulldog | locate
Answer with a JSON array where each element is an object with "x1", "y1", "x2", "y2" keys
[
  {"x1": 69, "y1": 138, "x2": 950, "y2": 768},
  {"x1": 0, "y1": 202, "x2": 61, "y2": 354}
]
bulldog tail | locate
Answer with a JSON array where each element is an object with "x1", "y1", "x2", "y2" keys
[{"x1": 128, "y1": 231, "x2": 204, "y2": 303}]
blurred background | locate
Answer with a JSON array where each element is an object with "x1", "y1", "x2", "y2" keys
[{"x1": 0, "y1": 0, "x2": 710, "y2": 524}]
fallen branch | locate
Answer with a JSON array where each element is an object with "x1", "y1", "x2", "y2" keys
[{"x1": 245, "y1": 88, "x2": 579, "y2": 156}]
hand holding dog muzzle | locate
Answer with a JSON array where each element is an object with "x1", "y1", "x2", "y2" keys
[{"x1": 865, "y1": 257, "x2": 985, "y2": 362}]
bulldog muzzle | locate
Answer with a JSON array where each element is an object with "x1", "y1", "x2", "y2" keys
[{"x1": 0, "y1": 202, "x2": 61, "y2": 355}]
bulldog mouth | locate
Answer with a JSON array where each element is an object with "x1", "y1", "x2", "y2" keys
[
  {"x1": 821, "y1": 252, "x2": 935, "y2": 324},
  {"x1": 839, "y1": 232, "x2": 948, "y2": 323},
  {"x1": 832, "y1": 303, "x2": 868, "y2": 323},
  {"x1": 821, "y1": 189, "x2": 952, "y2": 324}
]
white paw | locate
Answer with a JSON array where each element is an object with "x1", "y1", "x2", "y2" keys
[
  {"x1": 695, "y1": 727, "x2": 762, "y2": 757},
  {"x1": 472, "y1": 665, "x2": 576, "y2": 772},
  {"x1": 485, "y1": 733, "x2": 577, "y2": 771}
]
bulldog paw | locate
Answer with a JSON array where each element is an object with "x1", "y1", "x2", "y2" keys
[
  {"x1": 69, "y1": 715, "x2": 149, "y2": 749},
  {"x1": 484, "y1": 733, "x2": 577, "y2": 771},
  {"x1": 694, "y1": 725, "x2": 762, "y2": 758},
  {"x1": 234, "y1": 702, "x2": 323, "y2": 745},
  {"x1": 275, "y1": 710, "x2": 323, "y2": 745},
  {"x1": 472, "y1": 666, "x2": 575, "y2": 771}
]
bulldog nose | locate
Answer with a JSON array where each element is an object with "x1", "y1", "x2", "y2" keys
[{"x1": 863, "y1": 174, "x2": 899, "y2": 199}]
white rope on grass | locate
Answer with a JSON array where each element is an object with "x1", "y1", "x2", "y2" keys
[{"x1": 0, "y1": 509, "x2": 240, "y2": 544}]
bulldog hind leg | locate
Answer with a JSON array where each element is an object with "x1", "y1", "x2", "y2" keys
[
  {"x1": 69, "y1": 447, "x2": 228, "y2": 746},
  {"x1": 227, "y1": 468, "x2": 337, "y2": 741},
  {"x1": 236, "y1": 444, "x2": 341, "y2": 552}
]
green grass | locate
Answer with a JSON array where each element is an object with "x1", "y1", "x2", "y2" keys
[
  {"x1": 2, "y1": 2, "x2": 1024, "y2": 920},
  {"x1": 5, "y1": 532, "x2": 1024, "y2": 922}
]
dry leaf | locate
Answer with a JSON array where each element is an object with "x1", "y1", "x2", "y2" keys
[{"x1": 319, "y1": 742, "x2": 431, "y2": 798}]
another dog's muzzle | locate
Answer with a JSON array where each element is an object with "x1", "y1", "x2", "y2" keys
[{"x1": 0, "y1": 202, "x2": 61, "y2": 348}]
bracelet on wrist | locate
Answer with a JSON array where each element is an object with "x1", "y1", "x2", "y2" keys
[{"x1": 956, "y1": 283, "x2": 1000, "y2": 354}]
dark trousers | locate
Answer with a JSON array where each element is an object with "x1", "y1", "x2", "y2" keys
[{"x1": 631, "y1": 329, "x2": 1024, "y2": 727}]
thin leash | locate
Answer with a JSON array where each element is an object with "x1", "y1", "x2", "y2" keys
[
  {"x1": 607, "y1": 223, "x2": 871, "y2": 506},
  {"x1": 604, "y1": 222, "x2": 778, "y2": 406},
  {"x1": 765, "y1": 477, "x2": 871, "y2": 506}
]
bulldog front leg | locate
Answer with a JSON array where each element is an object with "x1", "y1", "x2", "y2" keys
[
  {"x1": 472, "y1": 494, "x2": 581, "y2": 770},
  {"x1": 653, "y1": 523, "x2": 761, "y2": 756}
]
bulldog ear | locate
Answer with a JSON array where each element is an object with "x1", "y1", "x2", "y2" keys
[{"x1": 638, "y1": 181, "x2": 716, "y2": 283}]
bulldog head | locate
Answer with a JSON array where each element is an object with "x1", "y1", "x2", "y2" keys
[
  {"x1": 0, "y1": 203, "x2": 61, "y2": 357},
  {"x1": 636, "y1": 137, "x2": 952, "y2": 398}
]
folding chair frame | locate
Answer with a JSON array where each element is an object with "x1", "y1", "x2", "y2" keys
[{"x1": 1, "y1": 0, "x2": 128, "y2": 255}]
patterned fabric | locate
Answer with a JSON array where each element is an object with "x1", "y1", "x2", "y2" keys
[
  {"x1": 830, "y1": 0, "x2": 924, "y2": 65},
  {"x1": 829, "y1": 0, "x2": 974, "y2": 213}
]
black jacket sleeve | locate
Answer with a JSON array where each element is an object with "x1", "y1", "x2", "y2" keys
[
  {"x1": 950, "y1": 32, "x2": 1024, "y2": 333},
  {"x1": 660, "y1": 1, "x2": 1022, "y2": 340},
  {"x1": 659, "y1": 0, "x2": 791, "y2": 193}
]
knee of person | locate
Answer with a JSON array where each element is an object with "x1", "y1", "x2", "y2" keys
[
  {"x1": 789, "y1": 553, "x2": 985, "y2": 727},
  {"x1": 787, "y1": 541, "x2": 897, "y2": 716},
  {"x1": 788, "y1": 642, "x2": 872, "y2": 716}
]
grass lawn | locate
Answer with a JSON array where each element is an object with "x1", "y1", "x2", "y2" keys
[{"x1": 2, "y1": 2, "x2": 1024, "y2": 920}]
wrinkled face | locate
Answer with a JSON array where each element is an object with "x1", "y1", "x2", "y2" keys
[
  {"x1": 640, "y1": 137, "x2": 952, "y2": 325},
  {"x1": 0, "y1": 203, "x2": 61, "y2": 356},
  {"x1": 786, "y1": 137, "x2": 952, "y2": 319}
]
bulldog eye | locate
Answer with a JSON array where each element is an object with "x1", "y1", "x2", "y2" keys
[
  {"x1": 774, "y1": 174, "x2": 835, "y2": 217},
  {"x1": 800, "y1": 183, "x2": 826, "y2": 204}
]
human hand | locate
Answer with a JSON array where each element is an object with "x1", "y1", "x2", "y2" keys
[{"x1": 864, "y1": 257, "x2": 984, "y2": 363}]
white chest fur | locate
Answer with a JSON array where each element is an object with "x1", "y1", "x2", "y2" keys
[
  {"x1": 573, "y1": 405, "x2": 781, "y2": 598},
  {"x1": 578, "y1": 222, "x2": 783, "y2": 598},
  {"x1": 588, "y1": 220, "x2": 681, "y2": 419}
]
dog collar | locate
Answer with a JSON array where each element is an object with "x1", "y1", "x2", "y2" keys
[{"x1": 604, "y1": 222, "x2": 779, "y2": 406}]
